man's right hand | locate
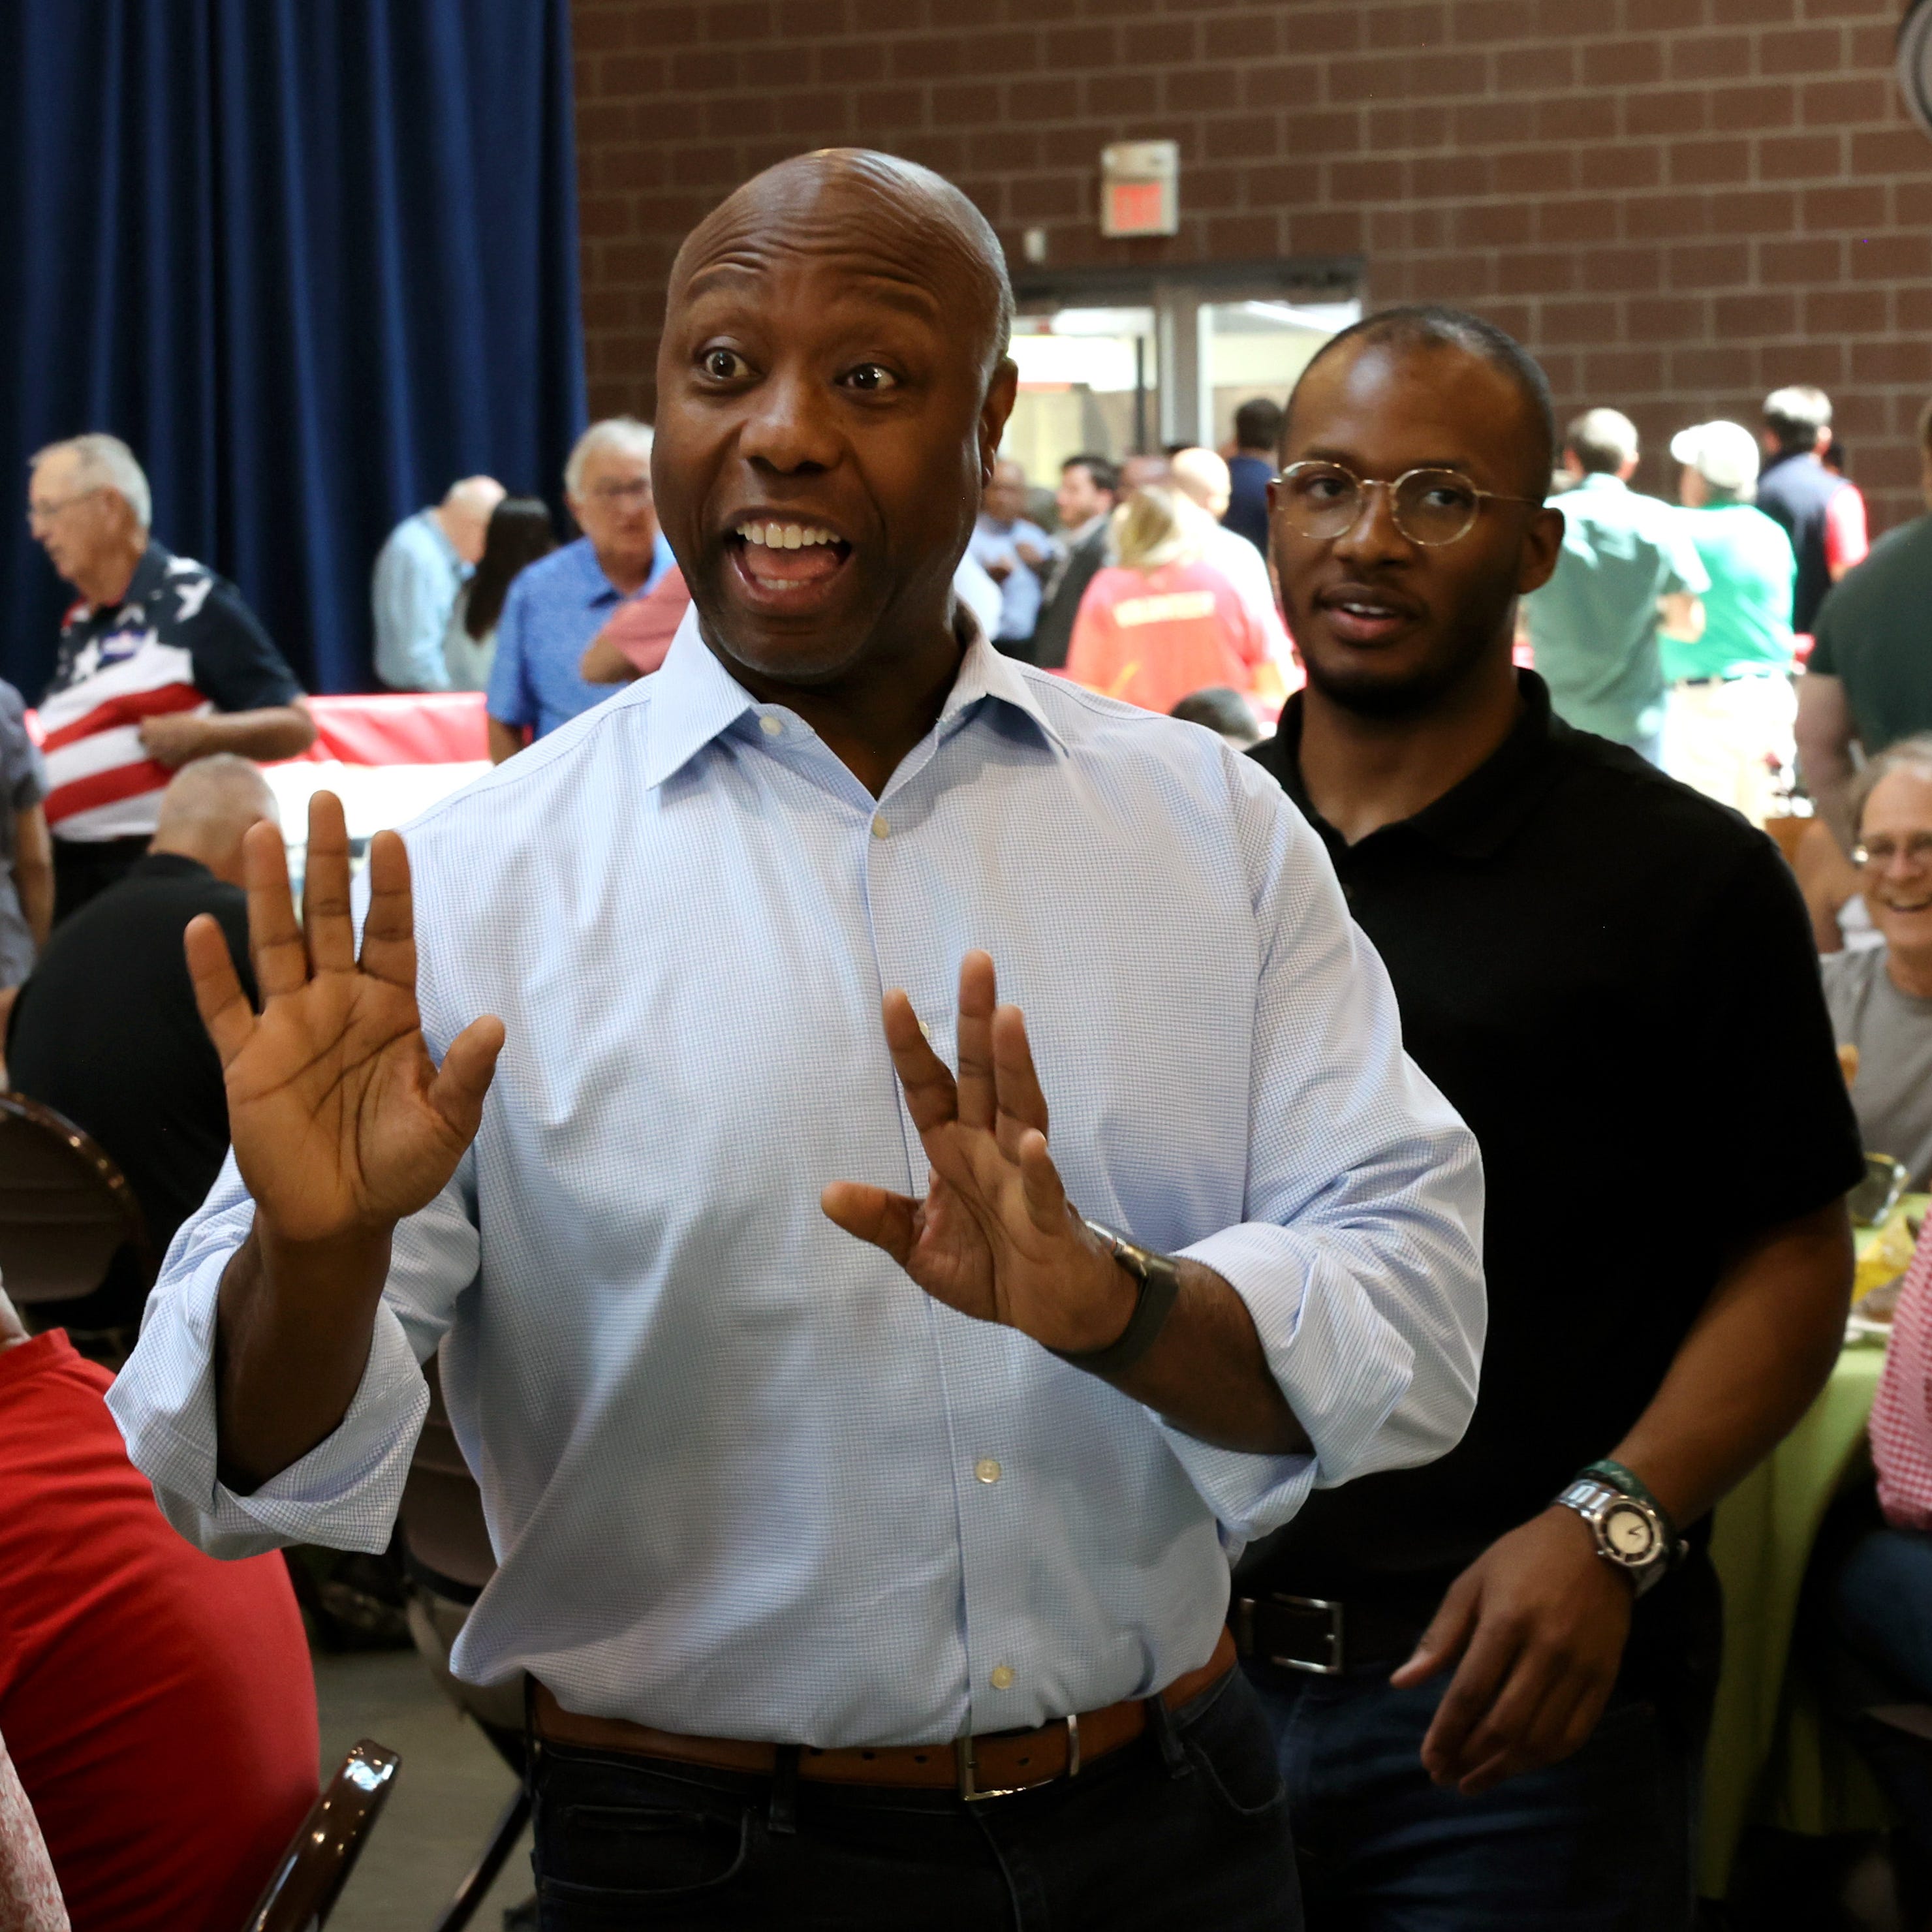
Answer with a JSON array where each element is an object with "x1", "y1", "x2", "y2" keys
[{"x1": 185, "y1": 792, "x2": 505, "y2": 1250}]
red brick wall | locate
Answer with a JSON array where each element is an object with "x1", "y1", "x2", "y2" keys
[{"x1": 572, "y1": 0, "x2": 1932, "y2": 530}]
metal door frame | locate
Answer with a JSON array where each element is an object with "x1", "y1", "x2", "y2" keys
[{"x1": 1012, "y1": 255, "x2": 1362, "y2": 450}]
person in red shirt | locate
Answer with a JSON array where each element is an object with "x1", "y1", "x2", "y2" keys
[
  {"x1": 0, "y1": 1290, "x2": 317, "y2": 1932},
  {"x1": 1065, "y1": 486, "x2": 1278, "y2": 715}
]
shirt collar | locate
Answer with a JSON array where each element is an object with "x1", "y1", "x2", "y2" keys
[
  {"x1": 1574, "y1": 473, "x2": 1627, "y2": 494},
  {"x1": 576, "y1": 533, "x2": 676, "y2": 610},
  {"x1": 640, "y1": 601, "x2": 1065, "y2": 791},
  {"x1": 94, "y1": 541, "x2": 172, "y2": 621},
  {"x1": 1271, "y1": 670, "x2": 1567, "y2": 863}
]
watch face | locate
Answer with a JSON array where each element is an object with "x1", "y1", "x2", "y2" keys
[{"x1": 1603, "y1": 1501, "x2": 1659, "y2": 1563}]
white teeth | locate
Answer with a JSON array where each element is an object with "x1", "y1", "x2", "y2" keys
[{"x1": 735, "y1": 522, "x2": 839, "y2": 549}]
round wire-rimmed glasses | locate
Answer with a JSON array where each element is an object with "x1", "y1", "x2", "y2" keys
[{"x1": 1273, "y1": 460, "x2": 1542, "y2": 548}]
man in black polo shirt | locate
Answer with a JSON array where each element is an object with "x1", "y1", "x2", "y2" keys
[
  {"x1": 5, "y1": 756, "x2": 273, "y2": 1330},
  {"x1": 1241, "y1": 307, "x2": 1862, "y2": 1927}
]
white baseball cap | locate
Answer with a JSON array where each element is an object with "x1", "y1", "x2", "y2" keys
[{"x1": 1670, "y1": 420, "x2": 1760, "y2": 495}]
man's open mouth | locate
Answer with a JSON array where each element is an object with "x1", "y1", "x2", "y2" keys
[
  {"x1": 724, "y1": 519, "x2": 854, "y2": 602},
  {"x1": 1317, "y1": 587, "x2": 1418, "y2": 646}
]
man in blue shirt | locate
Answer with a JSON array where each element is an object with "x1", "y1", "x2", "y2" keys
[
  {"x1": 1224, "y1": 397, "x2": 1283, "y2": 553},
  {"x1": 370, "y1": 477, "x2": 504, "y2": 692},
  {"x1": 484, "y1": 418, "x2": 674, "y2": 758},
  {"x1": 967, "y1": 457, "x2": 1052, "y2": 651},
  {"x1": 114, "y1": 150, "x2": 1485, "y2": 1931}
]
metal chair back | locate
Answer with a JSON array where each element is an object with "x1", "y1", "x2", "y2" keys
[
  {"x1": 242, "y1": 1739, "x2": 399, "y2": 1932},
  {"x1": 0, "y1": 1093, "x2": 153, "y2": 1306}
]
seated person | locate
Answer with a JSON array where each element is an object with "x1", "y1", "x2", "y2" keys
[
  {"x1": 0, "y1": 678, "x2": 51, "y2": 1016},
  {"x1": 1066, "y1": 487, "x2": 1277, "y2": 714},
  {"x1": 0, "y1": 1726, "x2": 67, "y2": 1932},
  {"x1": 372, "y1": 475, "x2": 505, "y2": 692},
  {"x1": 443, "y1": 495, "x2": 555, "y2": 692},
  {"x1": 0, "y1": 1285, "x2": 315, "y2": 1932},
  {"x1": 1815, "y1": 1212, "x2": 1932, "y2": 1915},
  {"x1": 27, "y1": 434, "x2": 312, "y2": 918},
  {"x1": 1822, "y1": 737, "x2": 1932, "y2": 1185},
  {"x1": 5, "y1": 758, "x2": 272, "y2": 1326}
]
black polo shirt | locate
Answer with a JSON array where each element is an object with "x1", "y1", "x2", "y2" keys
[
  {"x1": 1246, "y1": 673, "x2": 1862, "y2": 1607},
  {"x1": 5, "y1": 853, "x2": 255, "y2": 1326}
]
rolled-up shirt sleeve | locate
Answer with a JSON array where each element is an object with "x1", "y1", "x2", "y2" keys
[
  {"x1": 1159, "y1": 756, "x2": 1487, "y2": 1541},
  {"x1": 108, "y1": 1149, "x2": 481, "y2": 1559}
]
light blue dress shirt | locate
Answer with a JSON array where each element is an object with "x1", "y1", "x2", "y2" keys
[
  {"x1": 485, "y1": 533, "x2": 676, "y2": 740},
  {"x1": 372, "y1": 510, "x2": 467, "y2": 692},
  {"x1": 968, "y1": 516, "x2": 1053, "y2": 642},
  {"x1": 111, "y1": 610, "x2": 1485, "y2": 1749}
]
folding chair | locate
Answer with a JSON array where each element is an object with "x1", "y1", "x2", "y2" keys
[{"x1": 242, "y1": 1739, "x2": 399, "y2": 1932}]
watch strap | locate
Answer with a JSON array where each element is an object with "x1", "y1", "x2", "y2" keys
[
  {"x1": 1050, "y1": 1222, "x2": 1181, "y2": 1378},
  {"x1": 1580, "y1": 1459, "x2": 1679, "y2": 1550}
]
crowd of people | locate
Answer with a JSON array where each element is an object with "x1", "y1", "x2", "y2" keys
[{"x1": 5, "y1": 145, "x2": 1932, "y2": 1932}]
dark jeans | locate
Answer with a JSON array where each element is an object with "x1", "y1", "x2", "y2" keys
[
  {"x1": 52, "y1": 834, "x2": 149, "y2": 924},
  {"x1": 529, "y1": 1668, "x2": 1302, "y2": 1930},
  {"x1": 1815, "y1": 1521, "x2": 1932, "y2": 1871},
  {"x1": 1248, "y1": 1663, "x2": 1703, "y2": 1931}
]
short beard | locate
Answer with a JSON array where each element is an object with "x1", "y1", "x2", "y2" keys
[{"x1": 1302, "y1": 597, "x2": 1514, "y2": 722}]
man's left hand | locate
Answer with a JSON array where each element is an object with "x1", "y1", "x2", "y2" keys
[
  {"x1": 822, "y1": 950, "x2": 1135, "y2": 1355},
  {"x1": 1388, "y1": 1504, "x2": 1633, "y2": 1796},
  {"x1": 138, "y1": 712, "x2": 215, "y2": 767}
]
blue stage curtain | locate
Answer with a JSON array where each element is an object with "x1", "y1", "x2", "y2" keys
[{"x1": 0, "y1": 0, "x2": 586, "y2": 695}]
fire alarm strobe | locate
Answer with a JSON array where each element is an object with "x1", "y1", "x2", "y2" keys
[{"x1": 1100, "y1": 141, "x2": 1179, "y2": 238}]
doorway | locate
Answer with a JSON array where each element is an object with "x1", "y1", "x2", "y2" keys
[{"x1": 1001, "y1": 259, "x2": 1362, "y2": 493}]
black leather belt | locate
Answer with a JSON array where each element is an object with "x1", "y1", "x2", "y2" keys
[{"x1": 1232, "y1": 1592, "x2": 1433, "y2": 1677}]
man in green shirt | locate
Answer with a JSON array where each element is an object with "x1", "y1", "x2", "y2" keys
[
  {"x1": 1798, "y1": 399, "x2": 1932, "y2": 847},
  {"x1": 1660, "y1": 419, "x2": 1798, "y2": 823},
  {"x1": 1524, "y1": 408, "x2": 1708, "y2": 762}
]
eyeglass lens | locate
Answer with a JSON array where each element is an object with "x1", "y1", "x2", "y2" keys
[
  {"x1": 1856, "y1": 833, "x2": 1932, "y2": 867},
  {"x1": 1278, "y1": 464, "x2": 1484, "y2": 546}
]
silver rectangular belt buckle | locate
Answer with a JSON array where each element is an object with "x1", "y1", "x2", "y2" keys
[
  {"x1": 1270, "y1": 1594, "x2": 1345, "y2": 1677},
  {"x1": 955, "y1": 1712, "x2": 1080, "y2": 1803}
]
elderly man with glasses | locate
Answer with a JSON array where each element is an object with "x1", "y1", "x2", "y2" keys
[
  {"x1": 1243, "y1": 305, "x2": 1861, "y2": 1929},
  {"x1": 25, "y1": 433, "x2": 314, "y2": 918},
  {"x1": 1824, "y1": 737, "x2": 1932, "y2": 1190},
  {"x1": 485, "y1": 416, "x2": 675, "y2": 760}
]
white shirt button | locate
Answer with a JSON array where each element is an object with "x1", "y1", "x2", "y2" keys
[
  {"x1": 758, "y1": 714, "x2": 783, "y2": 737},
  {"x1": 990, "y1": 1664, "x2": 1016, "y2": 1690},
  {"x1": 871, "y1": 815, "x2": 890, "y2": 839},
  {"x1": 974, "y1": 1457, "x2": 1002, "y2": 1485}
]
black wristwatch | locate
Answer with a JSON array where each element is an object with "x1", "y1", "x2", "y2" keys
[{"x1": 1050, "y1": 1219, "x2": 1182, "y2": 1377}]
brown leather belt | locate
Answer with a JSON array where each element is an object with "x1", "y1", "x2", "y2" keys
[{"x1": 532, "y1": 1625, "x2": 1236, "y2": 1802}]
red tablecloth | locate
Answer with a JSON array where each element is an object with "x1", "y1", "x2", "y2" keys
[
  {"x1": 20, "y1": 691, "x2": 490, "y2": 765},
  {"x1": 287, "y1": 693, "x2": 488, "y2": 765}
]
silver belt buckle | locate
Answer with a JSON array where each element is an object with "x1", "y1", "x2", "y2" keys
[
  {"x1": 1271, "y1": 1594, "x2": 1345, "y2": 1676},
  {"x1": 955, "y1": 1712, "x2": 1080, "y2": 1803}
]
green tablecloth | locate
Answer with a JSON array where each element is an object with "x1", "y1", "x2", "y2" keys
[{"x1": 1698, "y1": 1200, "x2": 1918, "y2": 1897}]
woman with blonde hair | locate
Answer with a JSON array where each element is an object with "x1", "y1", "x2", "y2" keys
[{"x1": 1064, "y1": 485, "x2": 1277, "y2": 714}]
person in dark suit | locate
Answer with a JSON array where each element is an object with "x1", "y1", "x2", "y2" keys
[
  {"x1": 1027, "y1": 452, "x2": 1117, "y2": 669},
  {"x1": 5, "y1": 755, "x2": 276, "y2": 1326}
]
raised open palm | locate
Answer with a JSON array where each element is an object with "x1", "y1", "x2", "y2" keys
[
  {"x1": 185, "y1": 792, "x2": 505, "y2": 1246},
  {"x1": 821, "y1": 950, "x2": 1127, "y2": 1356}
]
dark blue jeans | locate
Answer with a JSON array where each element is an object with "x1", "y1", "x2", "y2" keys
[
  {"x1": 530, "y1": 1667, "x2": 1302, "y2": 1929},
  {"x1": 1816, "y1": 1523, "x2": 1932, "y2": 1869},
  {"x1": 1247, "y1": 1664, "x2": 1700, "y2": 1931}
]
